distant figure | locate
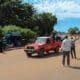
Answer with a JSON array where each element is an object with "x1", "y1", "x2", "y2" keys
[
  {"x1": 51, "y1": 31, "x2": 56, "y2": 40},
  {"x1": 55, "y1": 35, "x2": 62, "y2": 41},
  {"x1": 61, "y1": 36, "x2": 71, "y2": 66},
  {"x1": 70, "y1": 37, "x2": 79, "y2": 59}
]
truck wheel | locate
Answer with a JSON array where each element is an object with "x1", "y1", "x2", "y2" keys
[
  {"x1": 38, "y1": 49, "x2": 44, "y2": 57},
  {"x1": 54, "y1": 47, "x2": 59, "y2": 53},
  {"x1": 27, "y1": 53, "x2": 32, "y2": 57}
]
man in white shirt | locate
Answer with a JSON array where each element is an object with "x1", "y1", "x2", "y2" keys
[{"x1": 61, "y1": 36, "x2": 71, "y2": 66}]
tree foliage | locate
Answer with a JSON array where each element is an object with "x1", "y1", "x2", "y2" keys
[
  {"x1": 0, "y1": 0, "x2": 57, "y2": 36},
  {"x1": 2, "y1": 25, "x2": 36, "y2": 39},
  {"x1": 68, "y1": 27, "x2": 79, "y2": 34},
  {"x1": 0, "y1": 0, "x2": 35, "y2": 27},
  {"x1": 31, "y1": 13, "x2": 57, "y2": 35}
]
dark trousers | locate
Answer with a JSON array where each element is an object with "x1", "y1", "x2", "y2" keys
[
  {"x1": 0, "y1": 41, "x2": 3, "y2": 53},
  {"x1": 0, "y1": 47, "x2": 3, "y2": 53},
  {"x1": 71, "y1": 47, "x2": 76, "y2": 58},
  {"x1": 63, "y1": 51, "x2": 70, "y2": 66}
]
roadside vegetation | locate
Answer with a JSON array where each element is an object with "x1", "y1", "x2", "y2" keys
[
  {"x1": 0, "y1": 0, "x2": 80, "y2": 44},
  {"x1": 0, "y1": 0, "x2": 57, "y2": 36}
]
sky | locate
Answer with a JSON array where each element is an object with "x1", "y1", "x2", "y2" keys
[{"x1": 23, "y1": 0, "x2": 80, "y2": 32}]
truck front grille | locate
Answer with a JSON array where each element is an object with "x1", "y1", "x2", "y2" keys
[{"x1": 27, "y1": 46, "x2": 34, "y2": 49}]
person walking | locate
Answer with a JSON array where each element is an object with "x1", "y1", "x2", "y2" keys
[
  {"x1": 61, "y1": 36, "x2": 71, "y2": 66},
  {"x1": 70, "y1": 37, "x2": 79, "y2": 59}
]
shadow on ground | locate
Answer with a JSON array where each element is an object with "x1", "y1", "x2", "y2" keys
[
  {"x1": 69, "y1": 66, "x2": 80, "y2": 70},
  {"x1": 27, "y1": 52, "x2": 62, "y2": 59},
  {"x1": 76, "y1": 58, "x2": 80, "y2": 60}
]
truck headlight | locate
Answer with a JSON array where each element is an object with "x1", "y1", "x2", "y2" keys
[{"x1": 24, "y1": 46, "x2": 27, "y2": 50}]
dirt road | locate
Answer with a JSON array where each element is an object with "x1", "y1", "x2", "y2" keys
[{"x1": 0, "y1": 40, "x2": 80, "y2": 80}]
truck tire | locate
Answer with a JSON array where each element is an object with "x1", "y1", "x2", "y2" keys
[
  {"x1": 27, "y1": 53, "x2": 32, "y2": 57},
  {"x1": 38, "y1": 49, "x2": 45, "y2": 57}
]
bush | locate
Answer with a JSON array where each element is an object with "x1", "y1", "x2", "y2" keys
[
  {"x1": 3, "y1": 25, "x2": 36, "y2": 36},
  {"x1": 2, "y1": 25, "x2": 21, "y2": 32},
  {"x1": 20, "y1": 28, "x2": 36, "y2": 43},
  {"x1": 2, "y1": 25, "x2": 36, "y2": 43}
]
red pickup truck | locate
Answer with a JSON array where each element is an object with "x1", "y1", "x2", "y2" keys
[{"x1": 24, "y1": 37, "x2": 61, "y2": 57}]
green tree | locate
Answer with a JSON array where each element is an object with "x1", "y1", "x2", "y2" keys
[
  {"x1": 68, "y1": 27, "x2": 79, "y2": 34},
  {"x1": 2, "y1": 25, "x2": 21, "y2": 32},
  {"x1": 2, "y1": 25, "x2": 36, "y2": 39},
  {"x1": 0, "y1": 0, "x2": 21, "y2": 26},
  {"x1": 0, "y1": 1, "x2": 57, "y2": 36},
  {"x1": 31, "y1": 13, "x2": 57, "y2": 35},
  {"x1": 0, "y1": 0, "x2": 35, "y2": 27}
]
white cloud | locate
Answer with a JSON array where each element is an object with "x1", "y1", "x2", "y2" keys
[{"x1": 33, "y1": 0, "x2": 80, "y2": 20}]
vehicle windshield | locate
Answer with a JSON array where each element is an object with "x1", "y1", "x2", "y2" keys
[{"x1": 35, "y1": 37, "x2": 47, "y2": 44}]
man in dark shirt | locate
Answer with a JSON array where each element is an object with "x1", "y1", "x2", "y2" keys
[{"x1": 71, "y1": 37, "x2": 77, "y2": 59}]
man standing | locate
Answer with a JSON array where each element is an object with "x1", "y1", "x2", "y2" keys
[
  {"x1": 71, "y1": 37, "x2": 79, "y2": 59},
  {"x1": 61, "y1": 36, "x2": 71, "y2": 66}
]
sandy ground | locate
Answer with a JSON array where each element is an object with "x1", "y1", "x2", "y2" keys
[{"x1": 0, "y1": 39, "x2": 80, "y2": 80}]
